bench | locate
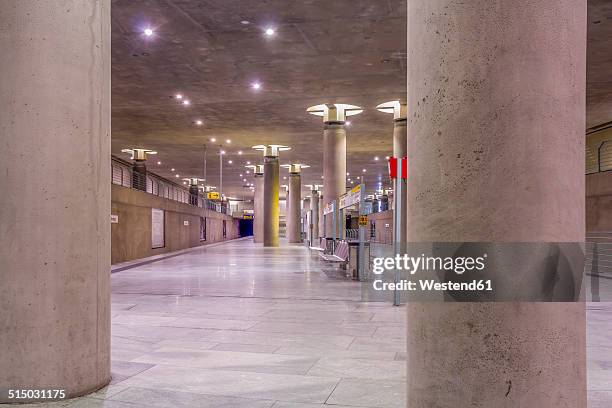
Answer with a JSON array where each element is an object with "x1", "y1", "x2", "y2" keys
[
  {"x1": 320, "y1": 240, "x2": 349, "y2": 262},
  {"x1": 309, "y1": 237, "x2": 326, "y2": 251}
]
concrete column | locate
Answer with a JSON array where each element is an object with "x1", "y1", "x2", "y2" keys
[
  {"x1": 302, "y1": 198, "x2": 311, "y2": 238},
  {"x1": 122, "y1": 149, "x2": 156, "y2": 191},
  {"x1": 263, "y1": 155, "x2": 279, "y2": 246},
  {"x1": 0, "y1": 0, "x2": 110, "y2": 402},
  {"x1": 407, "y1": 0, "x2": 586, "y2": 407},
  {"x1": 184, "y1": 178, "x2": 204, "y2": 206},
  {"x1": 318, "y1": 195, "x2": 324, "y2": 238},
  {"x1": 310, "y1": 190, "x2": 319, "y2": 245},
  {"x1": 307, "y1": 104, "x2": 362, "y2": 238},
  {"x1": 253, "y1": 167, "x2": 264, "y2": 243},
  {"x1": 253, "y1": 145, "x2": 290, "y2": 247},
  {"x1": 287, "y1": 171, "x2": 302, "y2": 243}
]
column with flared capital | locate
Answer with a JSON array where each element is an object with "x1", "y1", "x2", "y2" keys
[
  {"x1": 247, "y1": 165, "x2": 264, "y2": 243},
  {"x1": 0, "y1": 0, "x2": 111, "y2": 401},
  {"x1": 307, "y1": 104, "x2": 362, "y2": 239},
  {"x1": 121, "y1": 148, "x2": 157, "y2": 191},
  {"x1": 253, "y1": 145, "x2": 291, "y2": 247},
  {"x1": 306, "y1": 184, "x2": 322, "y2": 245},
  {"x1": 407, "y1": 0, "x2": 586, "y2": 406},
  {"x1": 282, "y1": 164, "x2": 309, "y2": 243}
]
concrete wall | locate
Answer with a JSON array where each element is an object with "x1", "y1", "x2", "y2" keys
[
  {"x1": 111, "y1": 184, "x2": 240, "y2": 264},
  {"x1": 587, "y1": 171, "x2": 612, "y2": 232},
  {"x1": 368, "y1": 210, "x2": 393, "y2": 244}
]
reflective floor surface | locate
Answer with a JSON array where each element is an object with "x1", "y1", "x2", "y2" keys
[{"x1": 11, "y1": 238, "x2": 612, "y2": 407}]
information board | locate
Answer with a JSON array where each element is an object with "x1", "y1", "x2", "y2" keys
[{"x1": 151, "y1": 208, "x2": 165, "y2": 249}]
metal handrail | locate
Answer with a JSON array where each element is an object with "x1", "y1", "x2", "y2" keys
[{"x1": 111, "y1": 156, "x2": 227, "y2": 214}]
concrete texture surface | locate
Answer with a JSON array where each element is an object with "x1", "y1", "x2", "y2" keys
[
  {"x1": 287, "y1": 173, "x2": 302, "y2": 243},
  {"x1": 0, "y1": 0, "x2": 111, "y2": 401},
  {"x1": 406, "y1": 0, "x2": 587, "y2": 406},
  {"x1": 323, "y1": 124, "x2": 347, "y2": 237},
  {"x1": 111, "y1": 185, "x2": 240, "y2": 264},
  {"x1": 263, "y1": 156, "x2": 280, "y2": 247}
]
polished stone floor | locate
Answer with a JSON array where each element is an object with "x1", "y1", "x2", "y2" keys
[{"x1": 13, "y1": 238, "x2": 612, "y2": 407}]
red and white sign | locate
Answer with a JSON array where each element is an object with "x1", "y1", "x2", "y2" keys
[{"x1": 388, "y1": 157, "x2": 408, "y2": 179}]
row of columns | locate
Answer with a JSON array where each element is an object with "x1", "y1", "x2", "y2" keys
[{"x1": 1, "y1": 0, "x2": 587, "y2": 405}]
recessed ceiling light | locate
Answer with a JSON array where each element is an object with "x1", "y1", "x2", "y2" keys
[
  {"x1": 228, "y1": 160, "x2": 233, "y2": 164},
  {"x1": 385, "y1": 156, "x2": 390, "y2": 160},
  {"x1": 220, "y1": 150, "x2": 226, "y2": 155},
  {"x1": 374, "y1": 156, "x2": 379, "y2": 161},
  {"x1": 226, "y1": 139, "x2": 231, "y2": 144},
  {"x1": 265, "y1": 27, "x2": 275, "y2": 36},
  {"x1": 171, "y1": 168, "x2": 175, "y2": 171},
  {"x1": 210, "y1": 137, "x2": 216, "y2": 142},
  {"x1": 195, "y1": 120, "x2": 203, "y2": 125},
  {"x1": 350, "y1": 180, "x2": 354, "y2": 184},
  {"x1": 175, "y1": 174, "x2": 180, "y2": 178},
  {"x1": 182, "y1": 100, "x2": 190, "y2": 106},
  {"x1": 239, "y1": 174, "x2": 243, "y2": 177},
  {"x1": 175, "y1": 94, "x2": 183, "y2": 100},
  {"x1": 241, "y1": 20, "x2": 250, "y2": 25},
  {"x1": 252, "y1": 82, "x2": 262, "y2": 90},
  {"x1": 183, "y1": 181, "x2": 187, "y2": 185},
  {"x1": 243, "y1": 178, "x2": 247, "y2": 182},
  {"x1": 246, "y1": 161, "x2": 251, "y2": 165},
  {"x1": 346, "y1": 172, "x2": 350, "y2": 176},
  {"x1": 246, "y1": 170, "x2": 250, "y2": 174},
  {"x1": 283, "y1": 176, "x2": 287, "y2": 180},
  {"x1": 238, "y1": 151, "x2": 243, "y2": 155},
  {"x1": 346, "y1": 121, "x2": 352, "y2": 126},
  {"x1": 362, "y1": 169, "x2": 367, "y2": 173},
  {"x1": 144, "y1": 28, "x2": 154, "y2": 37},
  {"x1": 157, "y1": 161, "x2": 161, "y2": 165}
]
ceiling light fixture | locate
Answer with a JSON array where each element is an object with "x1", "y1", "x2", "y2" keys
[
  {"x1": 228, "y1": 160, "x2": 233, "y2": 164},
  {"x1": 182, "y1": 100, "x2": 190, "y2": 106},
  {"x1": 171, "y1": 168, "x2": 175, "y2": 171},
  {"x1": 238, "y1": 151, "x2": 243, "y2": 155},
  {"x1": 226, "y1": 139, "x2": 231, "y2": 144},
  {"x1": 374, "y1": 156, "x2": 379, "y2": 161},
  {"x1": 362, "y1": 169, "x2": 367, "y2": 173},
  {"x1": 252, "y1": 82, "x2": 262, "y2": 90},
  {"x1": 265, "y1": 27, "x2": 275, "y2": 36},
  {"x1": 246, "y1": 161, "x2": 251, "y2": 165},
  {"x1": 175, "y1": 94, "x2": 183, "y2": 100},
  {"x1": 157, "y1": 161, "x2": 161, "y2": 165},
  {"x1": 195, "y1": 120, "x2": 203, "y2": 125},
  {"x1": 144, "y1": 28, "x2": 154, "y2": 37},
  {"x1": 210, "y1": 137, "x2": 216, "y2": 142},
  {"x1": 175, "y1": 174, "x2": 180, "y2": 178}
]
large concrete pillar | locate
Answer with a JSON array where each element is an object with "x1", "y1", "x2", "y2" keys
[
  {"x1": 0, "y1": 0, "x2": 110, "y2": 402},
  {"x1": 284, "y1": 164, "x2": 307, "y2": 244},
  {"x1": 407, "y1": 0, "x2": 586, "y2": 407},
  {"x1": 307, "y1": 104, "x2": 362, "y2": 238},
  {"x1": 310, "y1": 189, "x2": 319, "y2": 245},
  {"x1": 252, "y1": 166, "x2": 264, "y2": 243},
  {"x1": 253, "y1": 145, "x2": 291, "y2": 247}
]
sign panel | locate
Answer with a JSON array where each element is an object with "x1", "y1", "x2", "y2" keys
[
  {"x1": 110, "y1": 214, "x2": 119, "y2": 224},
  {"x1": 207, "y1": 191, "x2": 220, "y2": 200},
  {"x1": 151, "y1": 208, "x2": 165, "y2": 249},
  {"x1": 358, "y1": 215, "x2": 368, "y2": 226},
  {"x1": 323, "y1": 202, "x2": 334, "y2": 215},
  {"x1": 339, "y1": 184, "x2": 361, "y2": 209},
  {"x1": 183, "y1": 220, "x2": 189, "y2": 226}
]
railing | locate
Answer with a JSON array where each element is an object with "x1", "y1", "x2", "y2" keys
[
  {"x1": 586, "y1": 140, "x2": 612, "y2": 174},
  {"x1": 111, "y1": 156, "x2": 227, "y2": 214}
]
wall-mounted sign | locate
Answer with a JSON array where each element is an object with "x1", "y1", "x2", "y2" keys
[
  {"x1": 358, "y1": 215, "x2": 368, "y2": 226},
  {"x1": 183, "y1": 220, "x2": 189, "y2": 226},
  {"x1": 323, "y1": 202, "x2": 334, "y2": 215},
  {"x1": 339, "y1": 184, "x2": 361, "y2": 209},
  {"x1": 110, "y1": 214, "x2": 119, "y2": 224},
  {"x1": 151, "y1": 208, "x2": 165, "y2": 249},
  {"x1": 207, "y1": 192, "x2": 220, "y2": 200}
]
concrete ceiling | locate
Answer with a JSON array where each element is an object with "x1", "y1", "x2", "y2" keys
[
  {"x1": 111, "y1": 0, "x2": 407, "y2": 199},
  {"x1": 112, "y1": 0, "x2": 611, "y2": 199}
]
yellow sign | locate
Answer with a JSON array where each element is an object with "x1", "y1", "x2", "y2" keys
[
  {"x1": 358, "y1": 215, "x2": 368, "y2": 226},
  {"x1": 207, "y1": 192, "x2": 220, "y2": 200}
]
